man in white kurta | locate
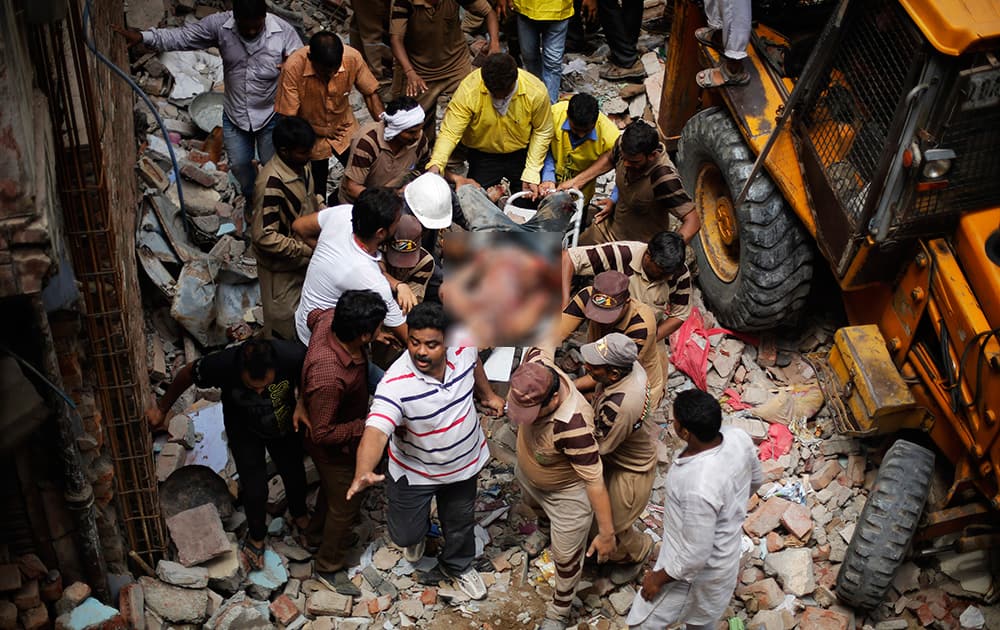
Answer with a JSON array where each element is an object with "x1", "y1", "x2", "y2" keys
[{"x1": 627, "y1": 389, "x2": 763, "y2": 629}]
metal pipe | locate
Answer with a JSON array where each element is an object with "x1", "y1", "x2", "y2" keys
[{"x1": 4, "y1": 299, "x2": 110, "y2": 601}]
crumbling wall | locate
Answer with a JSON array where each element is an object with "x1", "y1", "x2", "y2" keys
[{"x1": 0, "y1": 0, "x2": 59, "y2": 297}]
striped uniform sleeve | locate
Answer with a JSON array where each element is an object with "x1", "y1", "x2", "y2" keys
[
  {"x1": 367, "y1": 382, "x2": 404, "y2": 436},
  {"x1": 666, "y1": 265, "x2": 693, "y2": 321},
  {"x1": 650, "y1": 164, "x2": 695, "y2": 219},
  {"x1": 566, "y1": 242, "x2": 641, "y2": 278},
  {"x1": 343, "y1": 127, "x2": 381, "y2": 187},
  {"x1": 553, "y1": 412, "x2": 603, "y2": 484},
  {"x1": 252, "y1": 176, "x2": 312, "y2": 260},
  {"x1": 594, "y1": 390, "x2": 646, "y2": 456},
  {"x1": 556, "y1": 286, "x2": 591, "y2": 342},
  {"x1": 403, "y1": 250, "x2": 436, "y2": 300},
  {"x1": 620, "y1": 309, "x2": 652, "y2": 353},
  {"x1": 388, "y1": 0, "x2": 414, "y2": 36}
]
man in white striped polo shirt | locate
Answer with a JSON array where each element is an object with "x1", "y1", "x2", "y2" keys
[{"x1": 347, "y1": 302, "x2": 506, "y2": 599}]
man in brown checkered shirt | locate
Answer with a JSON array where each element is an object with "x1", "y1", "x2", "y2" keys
[{"x1": 299, "y1": 290, "x2": 388, "y2": 595}]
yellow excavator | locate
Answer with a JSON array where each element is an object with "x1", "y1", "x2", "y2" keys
[{"x1": 660, "y1": 0, "x2": 1000, "y2": 608}]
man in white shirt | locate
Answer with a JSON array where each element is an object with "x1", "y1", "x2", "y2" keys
[
  {"x1": 628, "y1": 389, "x2": 763, "y2": 630},
  {"x1": 346, "y1": 303, "x2": 505, "y2": 600},
  {"x1": 292, "y1": 187, "x2": 410, "y2": 345}
]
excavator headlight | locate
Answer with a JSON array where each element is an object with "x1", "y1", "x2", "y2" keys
[{"x1": 921, "y1": 149, "x2": 956, "y2": 179}]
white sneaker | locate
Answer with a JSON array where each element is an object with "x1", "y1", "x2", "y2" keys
[
  {"x1": 451, "y1": 566, "x2": 487, "y2": 600},
  {"x1": 403, "y1": 539, "x2": 425, "y2": 563}
]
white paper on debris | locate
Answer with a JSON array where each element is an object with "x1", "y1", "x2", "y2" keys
[
  {"x1": 483, "y1": 347, "x2": 516, "y2": 382},
  {"x1": 183, "y1": 402, "x2": 228, "y2": 473},
  {"x1": 160, "y1": 50, "x2": 224, "y2": 100}
]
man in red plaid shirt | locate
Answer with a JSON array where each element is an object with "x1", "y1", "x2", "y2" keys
[{"x1": 300, "y1": 289, "x2": 388, "y2": 594}]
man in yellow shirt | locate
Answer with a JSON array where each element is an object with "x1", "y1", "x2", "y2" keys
[
  {"x1": 427, "y1": 53, "x2": 554, "y2": 194},
  {"x1": 543, "y1": 93, "x2": 619, "y2": 202}
]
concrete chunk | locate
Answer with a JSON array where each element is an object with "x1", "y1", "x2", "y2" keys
[
  {"x1": 155, "y1": 561, "x2": 209, "y2": 589},
  {"x1": 166, "y1": 504, "x2": 231, "y2": 567},
  {"x1": 764, "y1": 548, "x2": 815, "y2": 596},
  {"x1": 307, "y1": 591, "x2": 353, "y2": 617},
  {"x1": 139, "y1": 577, "x2": 208, "y2": 624}
]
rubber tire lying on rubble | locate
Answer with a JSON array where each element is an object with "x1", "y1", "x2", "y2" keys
[
  {"x1": 836, "y1": 439, "x2": 935, "y2": 609},
  {"x1": 677, "y1": 107, "x2": 813, "y2": 331}
]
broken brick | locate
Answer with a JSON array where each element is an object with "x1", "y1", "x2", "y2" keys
[
  {"x1": 19, "y1": 605, "x2": 48, "y2": 630},
  {"x1": 17, "y1": 556, "x2": 47, "y2": 582},
  {"x1": 799, "y1": 606, "x2": 850, "y2": 630},
  {"x1": 810, "y1": 459, "x2": 843, "y2": 491},
  {"x1": 269, "y1": 594, "x2": 300, "y2": 626},
  {"x1": 13, "y1": 580, "x2": 40, "y2": 611},
  {"x1": 765, "y1": 532, "x2": 784, "y2": 553},
  {"x1": 743, "y1": 497, "x2": 792, "y2": 538},
  {"x1": 738, "y1": 577, "x2": 785, "y2": 611},
  {"x1": 0, "y1": 565, "x2": 22, "y2": 592},
  {"x1": 780, "y1": 502, "x2": 813, "y2": 539},
  {"x1": 419, "y1": 587, "x2": 437, "y2": 606}
]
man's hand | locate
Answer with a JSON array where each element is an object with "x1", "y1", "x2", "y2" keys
[
  {"x1": 487, "y1": 39, "x2": 502, "y2": 55},
  {"x1": 581, "y1": 0, "x2": 598, "y2": 21},
  {"x1": 346, "y1": 472, "x2": 386, "y2": 500},
  {"x1": 586, "y1": 532, "x2": 617, "y2": 562},
  {"x1": 331, "y1": 120, "x2": 353, "y2": 143},
  {"x1": 395, "y1": 283, "x2": 417, "y2": 314},
  {"x1": 404, "y1": 70, "x2": 428, "y2": 97},
  {"x1": 592, "y1": 198, "x2": 615, "y2": 224},
  {"x1": 538, "y1": 180, "x2": 556, "y2": 196},
  {"x1": 145, "y1": 406, "x2": 166, "y2": 432},
  {"x1": 557, "y1": 177, "x2": 579, "y2": 192},
  {"x1": 496, "y1": 0, "x2": 511, "y2": 21},
  {"x1": 376, "y1": 328, "x2": 401, "y2": 347},
  {"x1": 522, "y1": 181, "x2": 540, "y2": 199},
  {"x1": 640, "y1": 570, "x2": 665, "y2": 601},
  {"x1": 293, "y1": 398, "x2": 312, "y2": 435},
  {"x1": 479, "y1": 392, "x2": 506, "y2": 417},
  {"x1": 112, "y1": 24, "x2": 144, "y2": 47}
]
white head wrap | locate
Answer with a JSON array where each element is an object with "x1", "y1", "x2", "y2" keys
[{"x1": 381, "y1": 106, "x2": 425, "y2": 141}]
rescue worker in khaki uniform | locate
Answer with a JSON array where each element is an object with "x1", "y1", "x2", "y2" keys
[
  {"x1": 580, "y1": 333, "x2": 657, "y2": 584},
  {"x1": 556, "y1": 270, "x2": 665, "y2": 407},
  {"x1": 508, "y1": 348, "x2": 617, "y2": 630},
  {"x1": 389, "y1": 0, "x2": 500, "y2": 141},
  {"x1": 573, "y1": 120, "x2": 700, "y2": 246},
  {"x1": 251, "y1": 116, "x2": 320, "y2": 340}
]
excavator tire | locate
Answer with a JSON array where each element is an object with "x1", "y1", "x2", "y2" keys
[
  {"x1": 677, "y1": 107, "x2": 813, "y2": 330},
  {"x1": 836, "y1": 439, "x2": 935, "y2": 609}
]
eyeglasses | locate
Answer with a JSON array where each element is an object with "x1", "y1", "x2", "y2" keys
[
  {"x1": 591, "y1": 292, "x2": 622, "y2": 309},
  {"x1": 391, "y1": 239, "x2": 418, "y2": 253}
]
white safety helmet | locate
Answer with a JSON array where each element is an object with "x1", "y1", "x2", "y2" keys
[{"x1": 403, "y1": 172, "x2": 452, "y2": 230}]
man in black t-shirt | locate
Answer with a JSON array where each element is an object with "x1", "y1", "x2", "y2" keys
[{"x1": 147, "y1": 339, "x2": 309, "y2": 570}]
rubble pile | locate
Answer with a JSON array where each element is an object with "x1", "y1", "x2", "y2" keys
[{"x1": 121, "y1": 0, "x2": 1000, "y2": 629}]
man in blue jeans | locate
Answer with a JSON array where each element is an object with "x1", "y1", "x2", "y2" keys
[
  {"x1": 115, "y1": 0, "x2": 302, "y2": 205},
  {"x1": 509, "y1": 0, "x2": 575, "y2": 102}
]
